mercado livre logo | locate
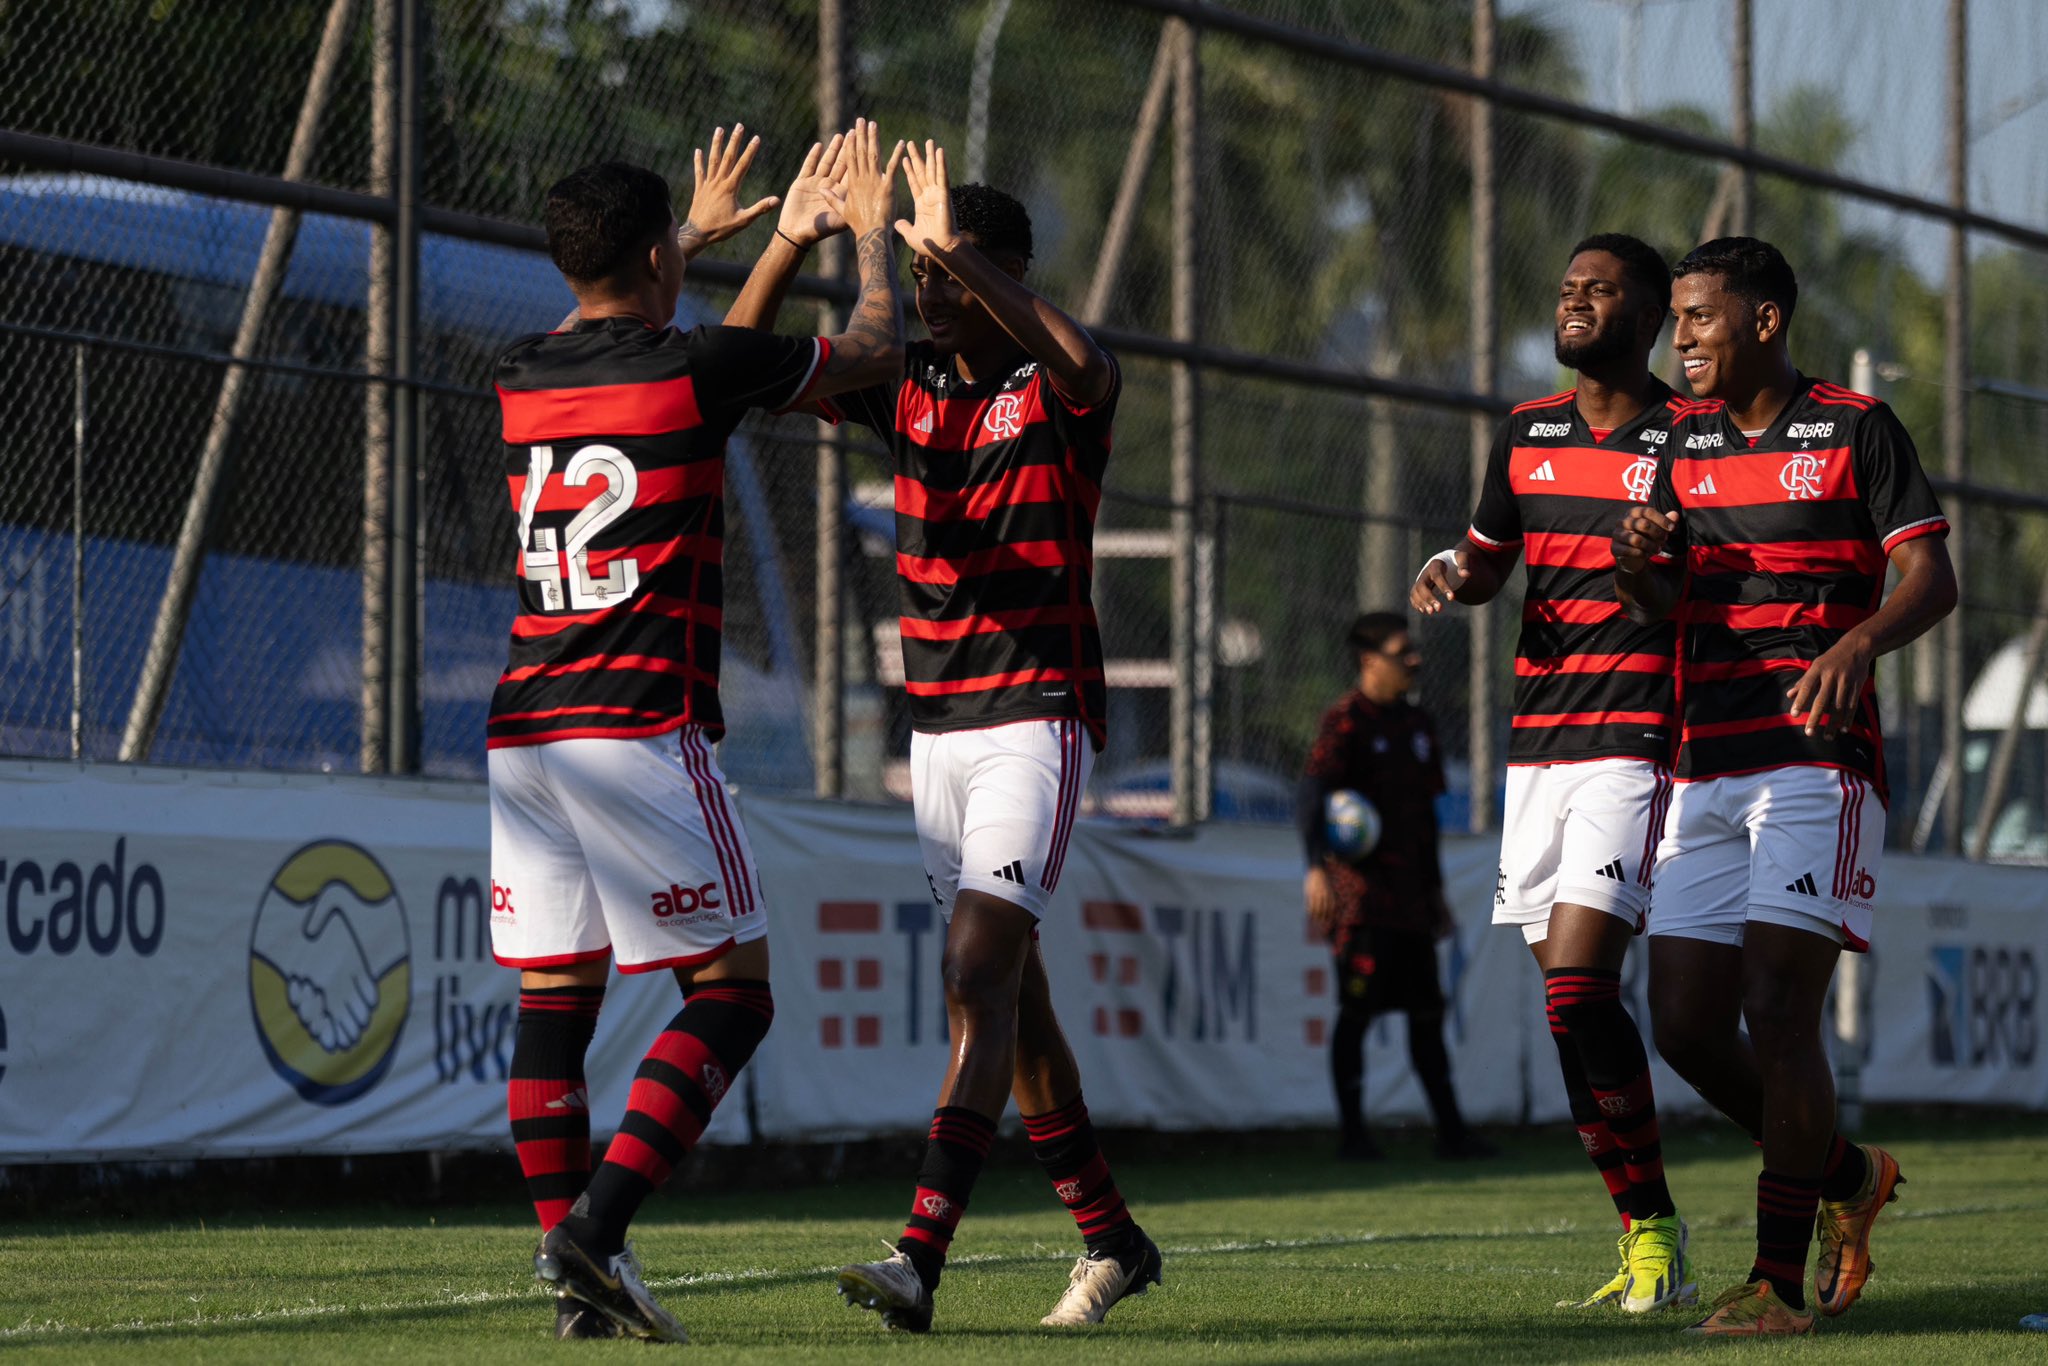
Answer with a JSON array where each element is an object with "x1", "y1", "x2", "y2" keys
[{"x1": 247, "y1": 840, "x2": 412, "y2": 1105}]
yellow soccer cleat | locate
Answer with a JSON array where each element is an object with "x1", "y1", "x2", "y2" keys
[
  {"x1": 1557, "y1": 1257, "x2": 1628, "y2": 1310},
  {"x1": 1620, "y1": 1214, "x2": 1697, "y2": 1313},
  {"x1": 1814, "y1": 1143, "x2": 1904, "y2": 1317},
  {"x1": 1683, "y1": 1280, "x2": 1816, "y2": 1337}
]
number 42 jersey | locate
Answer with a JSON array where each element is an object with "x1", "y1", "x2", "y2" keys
[
  {"x1": 489, "y1": 317, "x2": 830, "y2": 748},
  {"x1": 1468, "y1": 384, "x2": 1684, "y2": 766}
]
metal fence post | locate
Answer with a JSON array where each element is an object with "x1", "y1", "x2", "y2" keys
[
  {"x1": 364, "y1": 0, "x2": 394, "y2": 775},
  {"x1": 71, "y1": 344, "x2": 86, "y2": 763},
  {"x1": 117, "y1": 0, "x2": 357, "y2": 763},
  {"x1": 1940, "y1": 0, "x2": 1969, "y2": 853},
  {"x1": 1169, "y1": 13, "x2": 1203, "y2": 826},
  {"x1": 386, "y1": 0, "x2": 422, "y2": 774},
  {"x1": 1467, "y1": 0, "x2": 1497, "y2": 833},
  {"x1": 814, "y1": 0, "x2": 848, "y2": 799},
  {"x1": 1731, "y1": 0, "x2": 1754, "y2": 235}
]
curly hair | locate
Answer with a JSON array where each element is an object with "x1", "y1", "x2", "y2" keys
[
  {"x1": 1569, "y1": 232, "x2": 1672, "y2": 313},
  {"x1": 543, "y1": 161, "x2": 672, "y2": 285},
  {"x1": 1673, "y1": 236, "x2": 1798, "y2": 324},
  {"x1": 949, "y1": 182, "x2": 1033, "y2": 262}
]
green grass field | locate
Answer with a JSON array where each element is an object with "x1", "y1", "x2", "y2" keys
[{"x1": 4, "y1": 1116, "x2": 2044, "y2": 1363}]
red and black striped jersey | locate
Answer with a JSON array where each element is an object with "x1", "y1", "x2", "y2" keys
[
  {"x1": 1651, "y1": 376, "x2": 1949, "y2": 794},
  {"x1": 826, "y1": 342, "x2": 1115, "y2": 750},
  {"x1": 1469, "y1": 383, "x2": 1682, "y2": 765},
  {"x1": 488, "y1": 318, "x2": 830, "y2": 748}
]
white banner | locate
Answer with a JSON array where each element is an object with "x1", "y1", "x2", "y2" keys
[{"x1": 1, "y1": 761, "x2": 2041, "y2": 1161}]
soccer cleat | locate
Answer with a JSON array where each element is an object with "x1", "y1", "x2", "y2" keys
[
  {"x1": 1619, "y1": 1214, "x2": 1697, "y2": 1313},
  {"x1": 553, "y1": 1291, "x2": 620, "y2": 1340},
  {"x1": 1041, "y1": 1230, "x2": 1164, "y2": 1326},
  {"x1": 836, "y1": 1248, "x2": 934, "y2": 1333},
  {"x1": 1682, "y1": 1280, "x2": 1815, "y2": 1337},
  {"x1": 1557, "y1": 1255, "x2": 1629, "y2": 1310},
  {"x1": 534, "y1": 1226, "x2": 689, "y2": 1344},
  {"x1": 1814, "y1": 1142, "x2": 1903, "y2": 1317}
]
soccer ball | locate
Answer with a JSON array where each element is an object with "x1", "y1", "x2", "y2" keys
[{"x1": 1323, "y1": 788, "x2": 1382, "y2": 863}]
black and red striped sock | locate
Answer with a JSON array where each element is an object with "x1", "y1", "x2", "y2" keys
[
  {"x1": 1752, "y1": 1169, "x2": 1820, "y2": 1308},
  {"x1": 896, "y1": 1106, "x2": 997, "y2": 1292},
  {"x1": 1546, "y1": 969, "x2": 1674, "y2": 1222},
  {"x1": 1819, "y1": 1132, "x2": 1869, "y2": 1202},
  {"x1": 565, "y1": 979, "x2": 773, "y2": 1257},
  {"x1": 1549, "y1": 1002, "x2": 1632, "y2": 1228},
  {"x1": 1023, "y1": 1094, "x2": 1138, "y2": 1256},
  {"x1": 508, "y1": 984, "x2": 605, "y2": 1231}
]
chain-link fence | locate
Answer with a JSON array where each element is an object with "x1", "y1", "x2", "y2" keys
[{"x1": 2, "y1": 0, "x2": 2045, "y2": 857}]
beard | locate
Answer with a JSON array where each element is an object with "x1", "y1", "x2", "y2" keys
[{"x1": 1554, "y1": 325, "x2": 1634, "y2": 371}]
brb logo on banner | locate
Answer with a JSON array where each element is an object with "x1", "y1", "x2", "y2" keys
[
  {"x1": 248, "y1": 841, "x2": 412, "y2": 1105},
  {"x1": 1927, "y1": 943, "x2": 2037, "y2": 1068}
]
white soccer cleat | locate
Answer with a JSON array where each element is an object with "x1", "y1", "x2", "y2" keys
[
  {"x1": 534, "y1": 1228, "x2": 688, "y2": 1344},
  {"x1": 836, "y1": 1247, "x2": 935, "y2": 1333},
  {"x1": 1040, "y1": 1231, "x2": 1163, "y2": 1326}
]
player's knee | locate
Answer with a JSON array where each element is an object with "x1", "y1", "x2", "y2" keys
[
  {"x1": 1739, "y1": 978, "x2": 1820, "y2": 1051},
  {"x1": 941, "y1": 949, "x2": 1016, "y2": 1021},
  {"x1": 1650, "y1": 1005, "x2": 1716, "y2": 1074}
]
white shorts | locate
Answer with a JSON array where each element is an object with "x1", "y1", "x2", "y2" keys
[
  {"x1": 912, "y1": 719, "x2": 1092, "y2": 921},
  {"x1": 1492, "y1": 760, "x2": 1672, "y2": 945},
  {"x1": 1648, "y1": 766, "x2": 1883, "y2": 951},
  {"x1": 487, "y1": 727, "x2": 768, "y2": 973}
]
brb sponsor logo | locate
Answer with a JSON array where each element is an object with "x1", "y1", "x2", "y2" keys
[
  {"x1": 1780, "y1": 453, "x2": 1829, "y2": 501},
  {"x1": 1927, "y1": 943, "x2": 2036, "y2": 1067},
  {"x1": 1786, "y1": 422, "x2": 1835, "y2": 440},
  {"x1": 248, "y1": 841, "x2": 411, "y2": 1106},
  {"x1": 1526, "y1": 421, "x2": 1570, "y2": 437},
  {"x1": 1621, "y1": 457, "x2": 1658, "y2": 502},
  {"x1": 1685, "y1": 431, "x2": 1724, "y2": 449}
]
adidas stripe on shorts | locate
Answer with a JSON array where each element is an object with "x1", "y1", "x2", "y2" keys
[
  {"x1": 487, "y1": 727, "x2": 768, "y2": 972},
  {"x1": 1646, "y1": 764, "x2": 1883, "y2": 951},
  {"x1": 1492, "y1": 759, "x2": 1672, "y2": 944},
  {"x1": 911, "y1": 719, "x2": 1090, "y2": 921}
]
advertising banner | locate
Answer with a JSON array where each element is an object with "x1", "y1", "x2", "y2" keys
[{"x1": 2, "y1": 761, "x2": 2040, "y2": 1162}]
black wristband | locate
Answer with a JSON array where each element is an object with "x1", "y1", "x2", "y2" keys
[{"x1": 775, "y1": 227, "x2": 808, "y2": 251}]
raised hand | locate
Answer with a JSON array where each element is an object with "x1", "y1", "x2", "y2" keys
[
  {"x1": 894, "y1": 139, "x2": 957, "y2": 260},
  {"x1": 679, "y1": 124, "x2": 780, "y2": 258},
  {"x1": 819, "y1": 118, "x2": 904, "y2": 242},
  {"x1": 777, "y1": 132, "x2": 851, "y2": 247}
]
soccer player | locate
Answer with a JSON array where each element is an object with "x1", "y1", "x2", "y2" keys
[
  {"x1": 727, "y1": 134, "x2": 1160, "y2": 1332},
  {"x1": 489, "y1": 126, "x2": 905, "y2": 1342},
  {"x1": 1299, "y1": 612, "x2": 1496, "y2": 1164},
  {"x1": 1411, "y1": 234, "x2": 1693, "y2": 1313},
  {"x1": 1612, "y1": 237, "x2": 1955, "y2": 1336}
]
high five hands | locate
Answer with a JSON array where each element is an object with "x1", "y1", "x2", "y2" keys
[
  {"x1": 679, "y1": 125, "x2": 780, "y2": 258},
  {"x1": 818, "y1": 118, "x2": 906, "y2": 242}
]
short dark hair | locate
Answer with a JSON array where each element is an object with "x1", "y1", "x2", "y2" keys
[
  {"x1": 1347, "y1": 611, "x2": 1408, "y2": 658},
  {"x1": 1672, "y1": 236, "x2": 1798, "y2": 324},
  {"x1": 543, "y1": 161, "x2": 673, "y2": 285},
  {"x1": 1569, "y1": 232, "x2": 1671, "y2": 313},
  {"x1": 950, "y1": 182, "x2": 1032, "y2": 262}
]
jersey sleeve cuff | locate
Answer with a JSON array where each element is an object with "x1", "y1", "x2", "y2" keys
[
  {"x1": 1467, "y1": 526, "x2": 1520, "y2": 551},
  {"x1": 773, "y1": 337, "x2": 833, "y2": 415},
  {"x1": 1880, "y1": 516, "x2": 1949, "y2": 553}
]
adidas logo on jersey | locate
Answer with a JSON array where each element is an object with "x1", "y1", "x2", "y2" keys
[
  {"x1": 913, "y1": 412, "x2": 934, "y2": 434},
  {"x1": 1689, "y1": 474, "x2": 1719, "y2": 496},
  {"x1": 1785, "y1": 872, "x2": 1820, "y2": 897},
  {"x1": 992, "y1": 859, "x2": 1027, "y2": 885},
  {"x1": 1527, "y1": 421, "x2": 1571, "y2": 437},
  {"x1": 1528, "y1": 460, "x2": 1558, "y2": 482},
  {"x1": 1594, "y1": 858, "x2": 1626, "y2": 881}
]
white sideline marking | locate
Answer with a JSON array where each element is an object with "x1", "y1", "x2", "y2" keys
[{"x1": 0, "y1": 1206, "x2": 2018, "y2": 1341}]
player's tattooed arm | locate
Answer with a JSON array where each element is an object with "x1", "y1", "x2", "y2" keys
[
  {"x1": 676, "y1": 125, "x2": 780, "y2": 262},
  {"x1": 725, "y1": 129, "x2": 852, "y2": 330},
  {"x1": 1788, "y1": 533, "x2": 1955, "y2": 739},
  {"x1": 1611, "y1": 505, "x2": 1685, "y2": 623},
  {"x1": 895, "y1": 140, "x2": 1113, "y2": 409},
  {"x1": 805, "y1": 119, "x2": 906, "y2": 395}
]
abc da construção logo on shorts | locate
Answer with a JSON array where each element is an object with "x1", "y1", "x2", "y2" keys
[{"x1": 247, "y1": 840, "x2": 412, "y2": 1105}]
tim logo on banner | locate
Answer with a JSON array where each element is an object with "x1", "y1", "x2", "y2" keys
[{"x1": 1926, "y1": 944, "x2": 2038, "y2": 1068}]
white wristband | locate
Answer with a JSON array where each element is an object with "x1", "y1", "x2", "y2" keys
[{"x1": 1414, "y1": 547, "x2": 1461, "y2": 587}]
